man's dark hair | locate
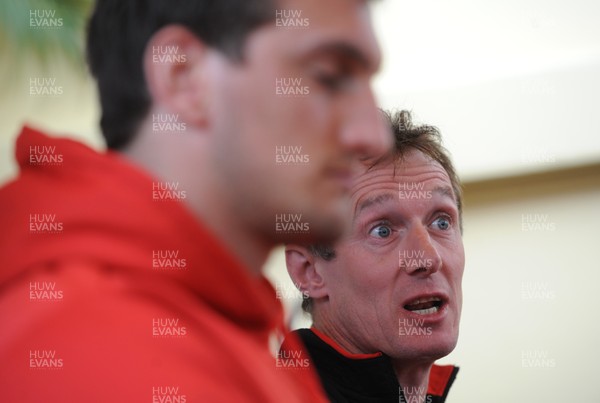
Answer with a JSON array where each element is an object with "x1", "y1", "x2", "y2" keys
[
  {"x1": 87, "y1": 0, "x2": 274, "y2": 150},
  {"x1": 302, "y1": 109, "x2": 463, "y2": 313}
]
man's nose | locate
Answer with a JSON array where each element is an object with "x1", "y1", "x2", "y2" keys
[
  {"x1": 338, "y1": 87, "x2": 392, "y2": 160},
  {"x1": 400, "y1": 224, "x2": 442, "y2": 276}
]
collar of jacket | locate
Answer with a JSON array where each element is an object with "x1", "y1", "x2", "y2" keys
[{"x1": 282, "y1": 328, "x2": 459, "y2": 403}]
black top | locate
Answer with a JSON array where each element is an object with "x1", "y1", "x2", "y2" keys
[{"x1": 281, "y1": 328, "x2": 458, "y2": 403}]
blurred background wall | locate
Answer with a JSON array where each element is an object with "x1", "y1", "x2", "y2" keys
[{"x1": 1, "y1": 0, "x2": 599, "y2": 401}]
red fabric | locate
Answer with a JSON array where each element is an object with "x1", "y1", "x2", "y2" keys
[
  {"x1": 427, "y1": 364, "x2": 455, "y2": 397},
  {"x1": 0, "y1": 126, "x2": 328, "y2": 402}
]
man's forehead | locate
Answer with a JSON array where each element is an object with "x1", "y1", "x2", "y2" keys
[
  {"x1": 355, "y1": 185, "x2": 455, "y2": 214},
  {"x1": 351, "y1": 153, "x2": 455, "y2": 215},
  {"x1": 271, "y1": 0, "x2": 380, "y2": 70},
  {"x1": 278, "y1": 0, "x2": 367, "y2": 14},
  {"x1": 352, "y1": 152, "x2": 450, "y2": 191}
]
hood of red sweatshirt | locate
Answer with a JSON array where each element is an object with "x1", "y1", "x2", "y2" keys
[{"x1": 0, "y1": 125, "x2": 283, "y2": 337}]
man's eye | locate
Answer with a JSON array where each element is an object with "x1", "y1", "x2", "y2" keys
[
  {"x1": 316, "y1": 73, "x2": 351, "y2": 93},
  {"x1": 432, "y1": 216, "x2": 451, "y2": 231},
  {"x1": 369, "y1": 224, "x2": 392, "y2": 238}
]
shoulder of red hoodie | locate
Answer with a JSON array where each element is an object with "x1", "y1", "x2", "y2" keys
[{"x1": 0, "y1": 126, "x2": 328, "y2": 403}]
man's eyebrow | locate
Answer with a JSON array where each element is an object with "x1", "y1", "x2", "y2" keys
[
  {"x1": 306, "y1": 41, "x2": 377, "y2": 71},
  {"x1": 357, "y1": 193, "x2": 396, "y2": 214},
  {"x1": 433, "y1": 186, "x2": 458, "y2": 207}
]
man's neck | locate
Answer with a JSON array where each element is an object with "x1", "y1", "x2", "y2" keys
[
  {"x1": 121, "y1": 124, "x2": 272, "y2": 275},
  {"x1": 393, "y1": 361, "x2": 432, "y2": 403},
  {"x1": 313, "y1": 316, "x2": 370, "y2": 355}
]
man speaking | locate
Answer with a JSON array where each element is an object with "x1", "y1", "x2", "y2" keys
[{"x1": 284, "y1": 110, "x2": 464, "y2": 403}]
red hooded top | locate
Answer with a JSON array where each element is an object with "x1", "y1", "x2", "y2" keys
[{"x1": 0, "y1": 126, "x2": 328, "y2": 403}]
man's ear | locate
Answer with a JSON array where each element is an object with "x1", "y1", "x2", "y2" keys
[
  {"x1": 285, "y1": 245, "x2": 329, "y2": 300},
  {"x1": 143, "y1": 25, "x2": 210, "y2": 127}
]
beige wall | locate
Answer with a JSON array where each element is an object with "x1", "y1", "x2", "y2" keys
[{"x1": 441, "y1": 165, "x2": 600, "y2": 402}]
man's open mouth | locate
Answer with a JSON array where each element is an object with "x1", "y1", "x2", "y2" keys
[{"x1": 403, "y1": 296, "x2": 445, "y2": 315}]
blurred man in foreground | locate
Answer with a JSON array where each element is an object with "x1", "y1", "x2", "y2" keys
[
  {"x1": 283, "y1": 110, "x2": 463, "y2": 403},
  {"x1": 0, "y1": 0, "x2": 390, "y2": 401}
]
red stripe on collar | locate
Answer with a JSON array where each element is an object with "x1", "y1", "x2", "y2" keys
[
  {"x1": 310, "y1": 327, "x2": 383, "y2": 360},
  {"x1": 427, "y1": 364, "x2": 455, "y2": 396}
]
